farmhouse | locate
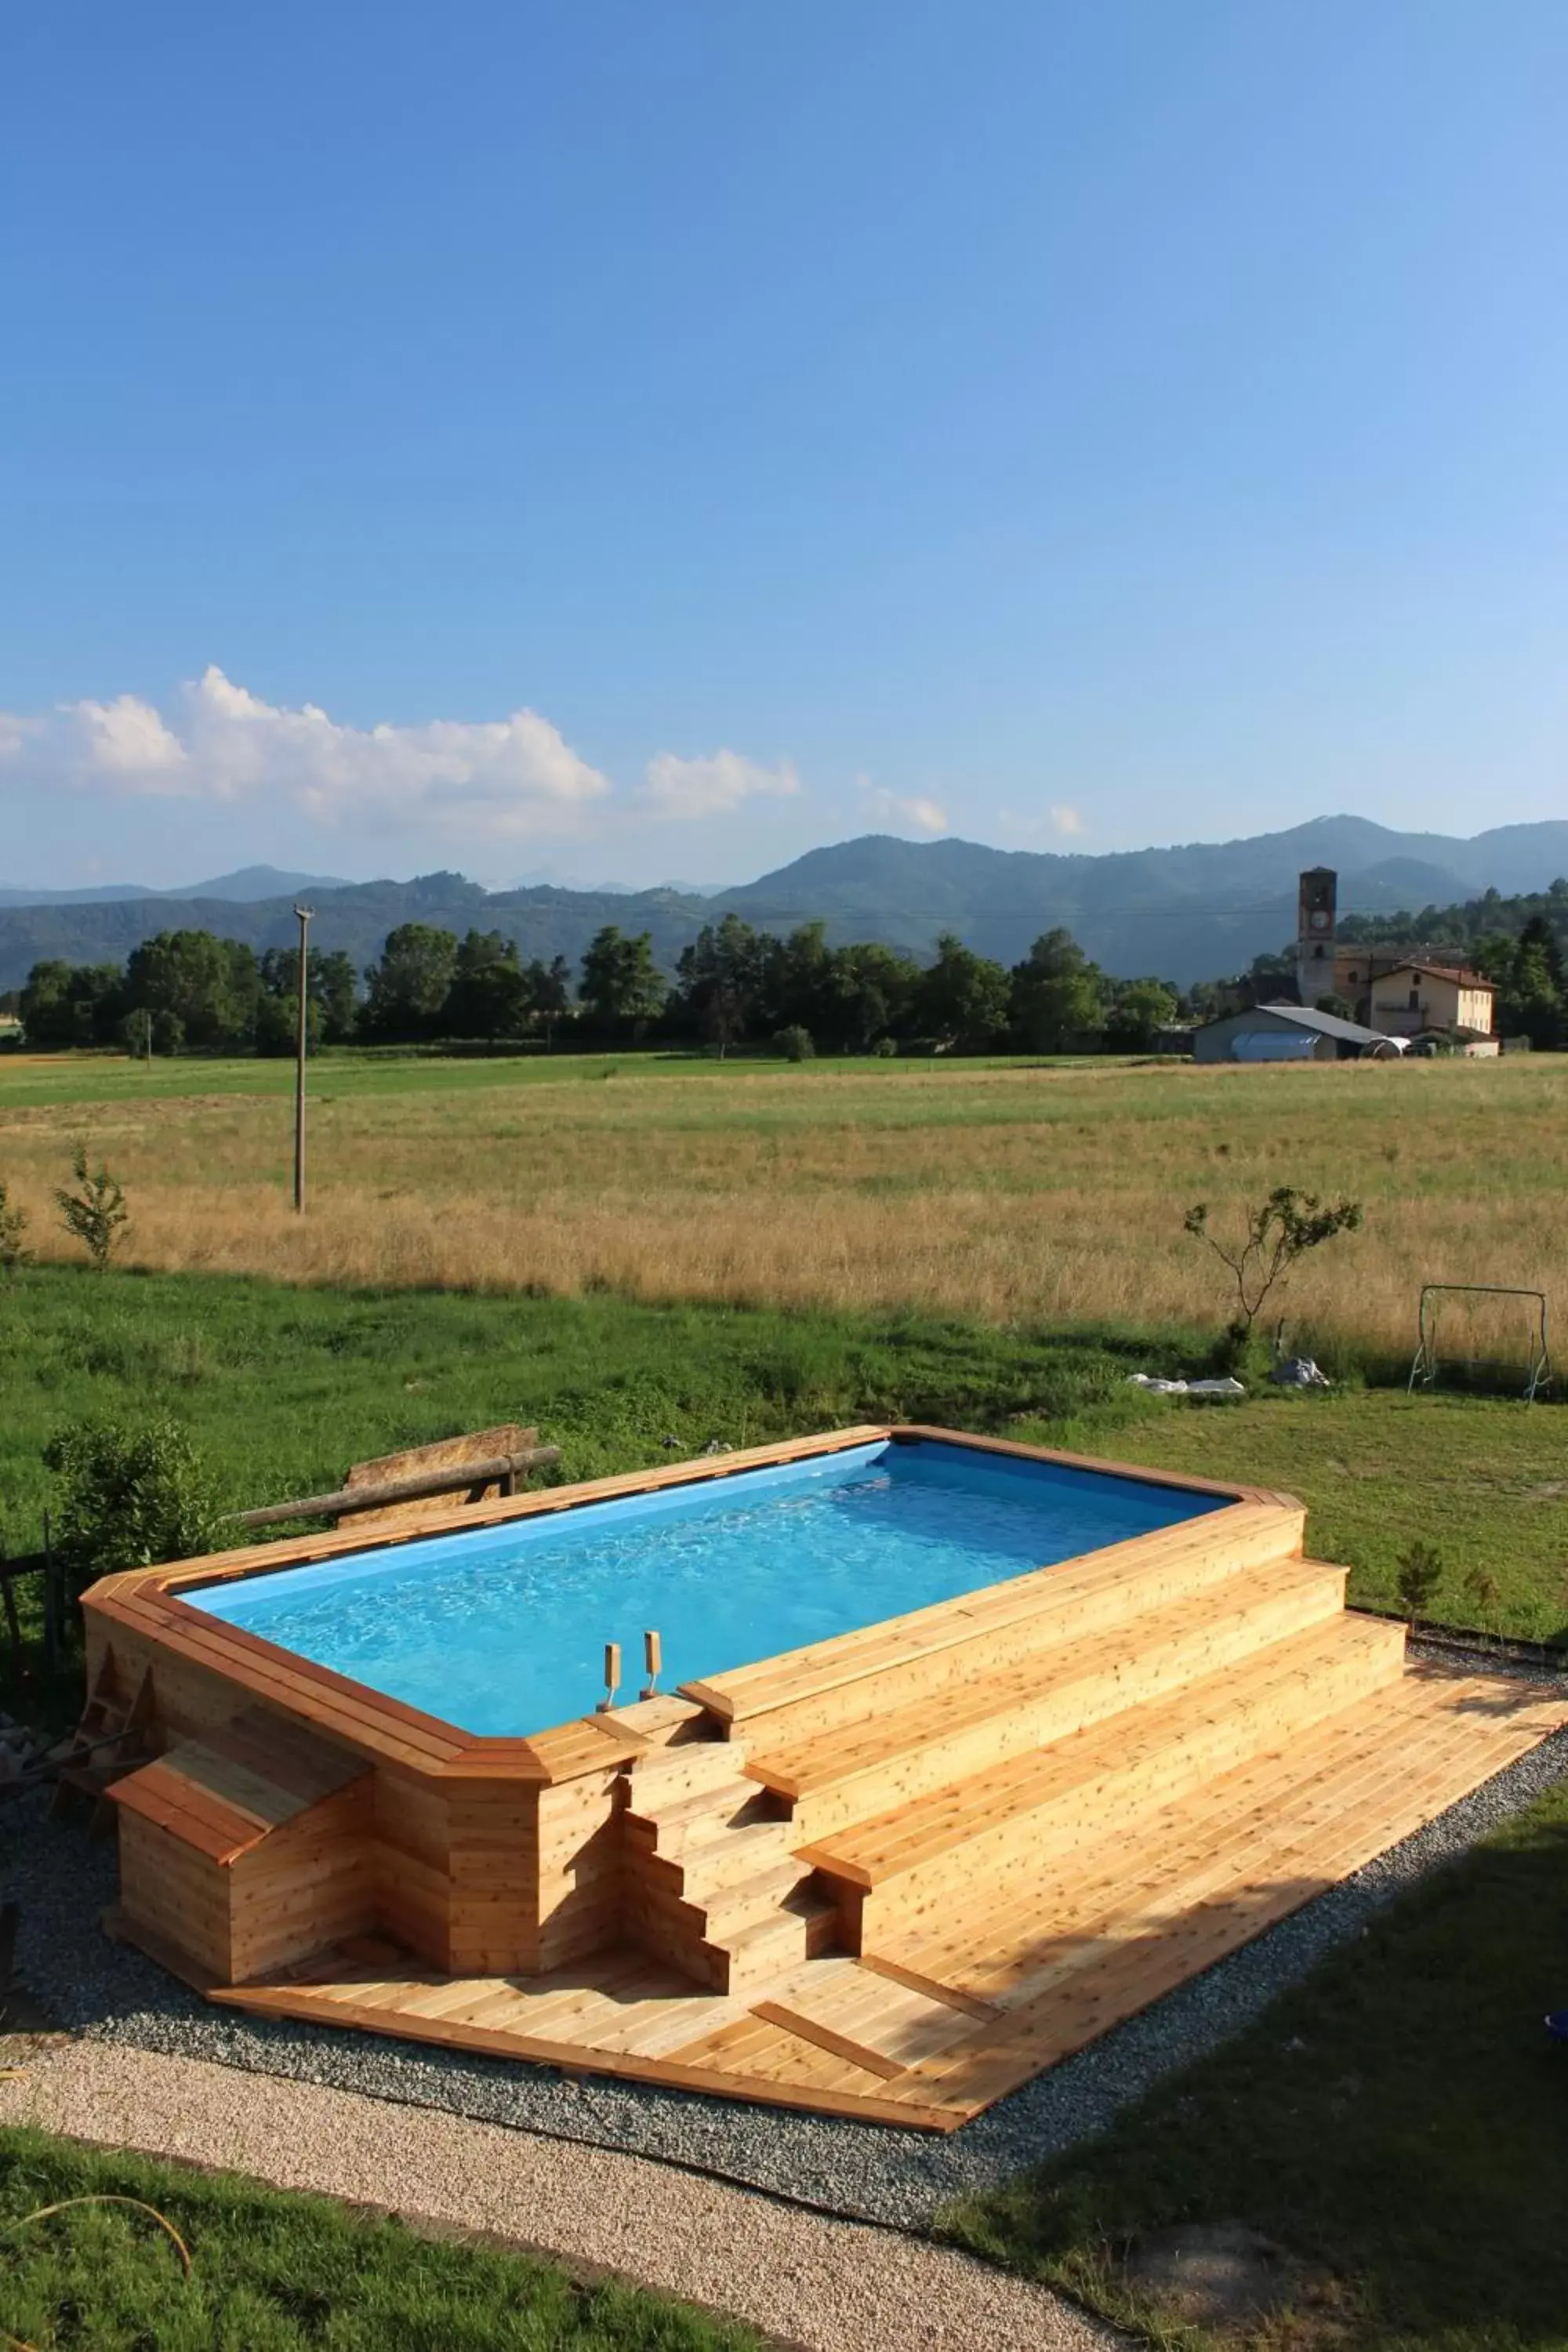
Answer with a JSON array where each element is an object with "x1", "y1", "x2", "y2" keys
[
  {"x1": 1362, "y1": 960, "x2": 1496, "y2": 1044},
  {"x1": 1192, "y1": 1002, "x2": 1406, "y2": 1064}
]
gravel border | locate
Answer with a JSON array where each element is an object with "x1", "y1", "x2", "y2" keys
[{"x1": 9, "y1": 1654, "x2": 1566, "y2": 2232}]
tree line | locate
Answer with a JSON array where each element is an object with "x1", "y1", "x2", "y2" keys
[{"x1": 13, "y1": 916, "x2": 1185, "y2": 1057}]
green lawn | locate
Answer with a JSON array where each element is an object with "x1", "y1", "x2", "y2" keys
[
  {"x1": 942, "y1": 1777, "x2": 1568, "y2": 2351},
  {"x1": 2, "y1": 1269, "x2": 1563, "y2": 1673},
  {"x1": 0, "y1": 2127, "x2": 758, "y2": 2351},
  {"x1": 1018, "y1": 1387, "x2": 1568, "y2": 1646}
]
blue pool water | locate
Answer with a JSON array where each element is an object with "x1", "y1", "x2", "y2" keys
[{"x1": 190, "y1": 1438, "x2": 1224, "y2": 1737}]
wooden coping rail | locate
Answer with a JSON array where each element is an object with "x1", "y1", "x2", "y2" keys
[{"x1": 230, "y1": 1446, "x2": 562, "y2": 1530}]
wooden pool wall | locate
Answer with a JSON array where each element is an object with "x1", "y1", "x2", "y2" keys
[{"x1": 80, "y1": 1425, "x2": 1261, "y2": 1992}]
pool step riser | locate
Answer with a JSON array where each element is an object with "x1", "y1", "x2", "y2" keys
[
  {"x1": 829, "y1": 1621, "x2": 1407, "y2": 1951},
  {"x1": 622, "y1": 1740, "x2": 752, "y2": 1805},
  {"x1": 623, "y1": 1788, "x2": 778, "y2": 1860},
  {"x1": 769, "y1": 1564, "x2": 1349, "y2": 1846},
  {"x1": 728, "y1": 1510, "x2": 1308, "y2": 1754}
]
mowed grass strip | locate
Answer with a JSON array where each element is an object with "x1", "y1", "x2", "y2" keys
[
  {"x1": 939, "y1": 1777, "x2": 1568, "y2": 2352},
  {"x1": 0, "y1": 2125, "x2": 760, "y2": 2351},
  {"x1": 1018, "y1": 1388, "x2": 1568, "y2": 1645},
  {"x1": 1, "y1": 1052, "x2": 1564, "y2": 1359}
]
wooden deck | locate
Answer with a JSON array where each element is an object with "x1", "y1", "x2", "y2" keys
[
  {"x1": 85, "y1": 1424, "x2": 1567, "y2": 2129},
  {"x1": 195, "y1": 1658, "x2": 1563, "y2": 2131}
]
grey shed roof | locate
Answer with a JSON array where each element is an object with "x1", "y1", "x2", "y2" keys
[{"x1": 1232, "y1": 1001, "x2": 1400, "y2": 1047}]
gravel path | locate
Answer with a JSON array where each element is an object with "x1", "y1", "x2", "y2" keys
[
  {"x1": 7, "y1": 1663, "x2": 1566, "y2": 2235},
  {"x1": 0, "y1": 2040, "x2": 1116, "y2": 2352}
]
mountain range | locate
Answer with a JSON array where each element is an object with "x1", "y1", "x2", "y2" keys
[{"x1": 2, "y1": 818, "x2": 1566, "y2": 993}]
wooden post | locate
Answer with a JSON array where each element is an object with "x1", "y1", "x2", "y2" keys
[
  {"x1": 596, "y1": 1641, "x2": 621, "y2": 1713},
  {"x1": 292, "y1": 904, "x2": 312, "y2": 1214},
  {"x1": 41, "y1": 1511, "x2": 58, "y2": 1673},
  {"x1": 641, "y1": 1628, "x2": 662, "y2": 1700}
]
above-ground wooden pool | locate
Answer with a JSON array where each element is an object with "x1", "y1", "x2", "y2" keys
[{"x1": 84, "y1": 1425, "x2": 1564, "y2": 2129}]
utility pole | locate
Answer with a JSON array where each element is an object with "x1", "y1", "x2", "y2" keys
[{"x1": 293, "y1": 905, "x2": 312, "y2": 1213}]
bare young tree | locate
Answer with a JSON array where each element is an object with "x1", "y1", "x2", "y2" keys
[{"x1": 1184, "y1": 1185, "x2": 1362, "y2": 1350}]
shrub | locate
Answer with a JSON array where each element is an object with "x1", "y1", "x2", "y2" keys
[
  {"x1": 0, "y1": 1179, "x2": 31, "y2": 1274},
  {"x1": 871, "y1": 1035, "x2": 898, "y2": 1058},
  {"x1": 56, "y1": 1143, "x2": 129, "y2": 1271},
  {"x1": 44, "y1": 1417, "x2": 227, "y2": 1601},
  {"x1": 1396, "y1": 1539, "x2": 1444, "y2": 1625},
  {"x1": 773, "y1": 1025, "x2": 815, "y2": 1062}
]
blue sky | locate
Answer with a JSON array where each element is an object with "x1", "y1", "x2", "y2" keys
[{"x1": 2, "y1": 2, "x2": 1566, "y2": 889}]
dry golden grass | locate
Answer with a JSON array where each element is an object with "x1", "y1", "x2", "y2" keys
[{"x1": 2, "y1": 1055, "x2": 1563, "y2": 1356}]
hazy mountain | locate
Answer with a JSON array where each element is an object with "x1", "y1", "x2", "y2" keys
[
  {"x1": 164, "y1": 865, "x2": 352, "y2": 902},
  {"x1": 0, "y1": 863, "x2": 349, "y2": 909},
  {"x1": 717, "y1": 817, "x2": 1568, "y2": 981},
  {"x1": 0, "y1": 873, "x2": 710, "y2": 993},
  {"x1": 2, "y1": 816, "x2": 1566, "y2": 992}
]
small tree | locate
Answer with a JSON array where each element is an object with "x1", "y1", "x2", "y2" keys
[
  {"x1": 56, "y1": 1144, "x2": 129, "y2": 1272},
  {"x1": 1396, "y1": 1539, "x2": 1444, "y2": 1626},
  {"x1": 44, "y1": 1417, "x2": 226, "y2": 1602},
  {"x1": 1184, "y1": 1186, "x2": 1362, "y2": 1360},
  {"x1": 773, "y1": 1025, "x2": 815, "y2": 1062},
  {"x1": 0, "y1": 1179, "x2": 31, "y2": 1273},
  {"x1": 1462, "y1": 1564, "x2": 1501, "y2": 1641}
]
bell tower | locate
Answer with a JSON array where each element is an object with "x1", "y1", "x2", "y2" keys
[{"x1": 1296, "y1": 867, "x2": 1337, "y2": 1005}]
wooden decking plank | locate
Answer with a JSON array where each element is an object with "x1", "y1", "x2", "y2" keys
[
  {"x1": 882, "y1": 1674, "x2": 1464, "y2": 1997},
  {"x1": 216, "y1": 1982, "x2": 967, "y2": 2127},
  {"x1": 750, "y1": 1999, "x2": 906, "y2": 2081}
]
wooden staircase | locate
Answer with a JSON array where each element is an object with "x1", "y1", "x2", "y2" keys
[
  {"x1": 622, "y1": 1736, "x2": 837, "y2": 1992},
  {"x1": 659, "y1": 1503, "x2": 1418, "y2": 1984}
]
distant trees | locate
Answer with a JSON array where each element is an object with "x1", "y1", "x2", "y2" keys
[
  {"x1": 13, "y1": 910, "x2": 1207, "y2": 1060},
  {"x1": 19, "y1": 960, "x2": 125, "y2": 1047},
  {"x1": 1473, "y1": 915, "x2": 1566, "y2": 1049},
  {"x1": 916, "y1": 934, "x2": 1012, "y2": 1052},
  {"x1": 674, "y1": 916, "x2": 769, "y2": 1058},
  {"x1": 579, "y1": 926, "x2": 666, "y2": 1038},
  {"x1": 441, "y1": 931, "x2": 532, "y2": 1042},
  {"x1": 1011, "y1": 930, "x2": 1105, "y2": 1052},
  {"x1": 362, "y1": 922, "x2": 462, "y2": 1040}
]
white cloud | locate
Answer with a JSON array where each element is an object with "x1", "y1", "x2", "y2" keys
[
  {"x1": 1049, "y1": 804, "x2": 1084, "y2": 837},
  {"x1": 0, "y1": 667, "x2": 611, "y2": 840},
  {"x1": 860, "y1": 781, "x2": 948, "y2": 836},
  {"x1": 638, "y1": 748, "x2": 800, "y2": 820}
]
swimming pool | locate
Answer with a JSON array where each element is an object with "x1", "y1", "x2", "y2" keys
[{"x1": 187, "y1": 1434, "x2": 1225, "y2": 1737}]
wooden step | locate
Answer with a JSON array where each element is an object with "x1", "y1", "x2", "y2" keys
[
  {"x1": 644, "y1": 1820, "x2": 797, "y2": 1900},
  {"x1": 699, "y1": 1855, "x2": 818, "y2": 1938},
  {"x1": 685, "y1": 1498, "x2": 1306, "y2": 1750},
  {"x1": 800, "y1": 1613, "x2": 1406, "y2": 1948},
  {"x1": 624, "y1": 1780, "x2": 768, "y2": 1856},
  {"x1": 624, "y1": 1737, "x2": 749, "y2": 1804},
  {"x1": 707, "y1": 1892, "x2": 840, "y2": 1994},
  {"x1": 750, "y1": 1556, "x2": 1348, "y2": 1843}
]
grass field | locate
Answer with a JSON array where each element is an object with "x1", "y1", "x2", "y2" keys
[
  {"x1": 2, "y1": 1269, "x2": 1563, "y2": 1654},
  {"x1": 2, "y1": 1050, "x2": 1563, "y2": 1363},
  {"x1": 0, "y1": 2126, "x2": 757, "y2": 2350},
  {"x1": 942, "y1": 1777, "x2": 1568, "y2": 2351}
]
